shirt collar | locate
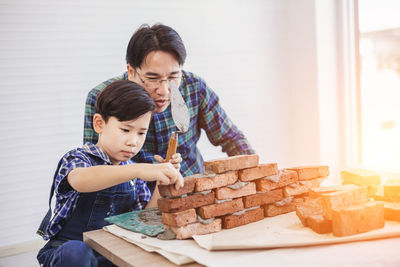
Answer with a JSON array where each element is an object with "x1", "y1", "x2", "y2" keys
[
  {"x1": 83, "y1": 143, "x2": 134, "y2": 165},
  {"x1": 83, "y1": 143, "x2": 112, "y2": 165}
]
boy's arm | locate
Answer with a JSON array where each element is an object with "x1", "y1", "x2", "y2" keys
[
  {"x1": 145, "y1": 153, "x2": 183, "y2": 208},
  {"x1": 67, "y1": 163, "x2": 183, "y2": 193}
]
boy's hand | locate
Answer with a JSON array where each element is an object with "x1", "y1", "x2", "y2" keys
[
  {"x1": 154, "y1": 153, "x2": 182, "y2": 170},
  {"x1": 137, "y1": 163, "x2": 184, "y2": 189}
]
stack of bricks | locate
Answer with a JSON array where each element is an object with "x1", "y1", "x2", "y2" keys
[
  {"x1": 296, "y1": 183, "x2": 385, "y2": 236},
  {"x1": 342, "y1": 169, "x2": 400, "y2": 222},
  {"x1": 157, "y1": 154, "x2": 329, "y2": 239}
]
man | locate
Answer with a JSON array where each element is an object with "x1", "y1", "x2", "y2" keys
[{"x1": 84, "y1": 23, "x2": 255, "y2": 193}]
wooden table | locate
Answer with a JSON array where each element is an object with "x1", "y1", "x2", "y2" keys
[{"x1": 83, "y1": 229, "x2": 202, "y2": 267}]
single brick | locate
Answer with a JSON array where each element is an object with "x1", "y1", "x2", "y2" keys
[
  {"x1": 374, "y1": 192, "x2": 400, "y2": 202},
  {"x1": 295, "y1": 197, "x2": 324, "y2": 226},
  {"x1": 332, "y1": 201, "x2": 384, "y2": 237},
  {"x1": 222, "y1": 208, "x2": 264, "y2": 229},
  {"x1": 157, "y1": 192, "x2": 215, "y2": 213},
  {"x1": 265, "y1": 197, "x2": 306, "y2": 217},
  {"x1": 287, "y1": 165, "x2": 329, "y2": 181},
  {"x1": 308, "y1": 184, "x2": 358, "y2": 198},
  {"x1": 195, "y1": 171, "x2": 238, "y2": 192},
  {"x1": 161, "y1": 209, "x2": 197, "y2": 227},
  {"x1": 169, "y1": 218, "x2": 222, "y2": 240},
  {"x1": 341, "y1": 169, "x2": 381, "y2": 186},
  {"x1": 158, "y1": 177, "x2": 197, "y2": 198},
  {"x1": 255, "y1": 170, "x2": 298, "y2": 192},
  {"x1": 321, "y1": 186, "x2": 369, "y2": 220},
  {"x1": 215, "y1": 182, "x2": 256, "y2": 200},
  {"x1": 204, "y1": 154, "x2": 259, "y2": 174},
  {"x1": 198, "y1": 198, "x2": 244, "y2": 219},
  {"x1": 243, "y1": 189, "x2": 283, "y2": 208},
  {"x1": 307, "y1": 214, "x2": 332, "y2": 234},
  {"x1": 283, "y1": 178, "x2": 325, "y2": 197},
  {"x1": 238, "y1": 163, "x2": 278, "y2": 182},
  {"x1": 384, "y1": 183, "x2": 400, "y2": 198},
  {"x1": 384, "y1": 202, "x2": 400, "y2": 222}
]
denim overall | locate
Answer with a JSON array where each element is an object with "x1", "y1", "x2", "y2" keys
[{"x1": 37, "y1": 159, "x2": 139, "y2": 267}]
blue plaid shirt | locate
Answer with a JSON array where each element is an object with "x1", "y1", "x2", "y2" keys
[
  {"x1": 44, "y1": 143, "x2": 150, "y2": 240},
  {"x1": 84, "y1": 70, "x2": 255, "y2": 177}
]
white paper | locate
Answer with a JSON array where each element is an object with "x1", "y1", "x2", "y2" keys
[
  {"x1": 193, "y1": 211, "x2": 400, "y2": 250},
  {"x1": 104, "y1": 212, "x2": 400, "y2": 267}
]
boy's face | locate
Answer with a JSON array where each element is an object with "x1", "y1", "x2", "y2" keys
[
  {"x1": 94, "y1": 112, "x2": 152, "y2": 165},
  {"x1": 127, "y1": 50, "x2": 182, "y2": 113}
]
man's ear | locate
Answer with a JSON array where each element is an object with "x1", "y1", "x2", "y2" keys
[
  {"x1": 127, "y1": 64, "x2": 135, "y2": 81},
  {"x1": 93, "y1": 113, "x2": 105, "y2": 134}
]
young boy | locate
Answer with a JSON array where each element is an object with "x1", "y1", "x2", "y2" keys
[{"x1": 37, "y1": 80, "x2": 184, "y2": 267}]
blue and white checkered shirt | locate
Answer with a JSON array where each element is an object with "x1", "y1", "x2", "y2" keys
[{"x1": 44, "y1": 143, "x2": 151, "y2": 240}]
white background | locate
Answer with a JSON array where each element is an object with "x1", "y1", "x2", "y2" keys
[{"x1": 0, "y1": 0, "x2": 342, "y2": 248}]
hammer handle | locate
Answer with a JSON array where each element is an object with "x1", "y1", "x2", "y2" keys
[{"x1": 165, "y1": 132, "x2": 178, "y2": 161}]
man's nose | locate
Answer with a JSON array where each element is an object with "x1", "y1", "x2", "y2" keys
[{"x1": 155, "y1": 80, "x2": 170, "y2": 96}]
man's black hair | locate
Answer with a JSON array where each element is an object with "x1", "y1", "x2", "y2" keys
[{"x1": 126, "y1": 23, "x2": 187, "y2": 68}]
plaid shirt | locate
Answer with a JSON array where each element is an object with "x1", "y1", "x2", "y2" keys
[
  {"x1": 44, "y1": 143, "x2": 150, "y2": 240},
  {"x1": 84, "y1": 70, "x2": 255, "y2": 177}
]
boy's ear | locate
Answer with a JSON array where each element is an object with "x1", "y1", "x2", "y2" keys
[{"x1": 93, "y1": 113, "x2": 105, "y2": 134}]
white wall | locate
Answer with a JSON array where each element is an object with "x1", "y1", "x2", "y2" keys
[{"x1": 0, "y1": 0, "x2": 341, "y2": 248}]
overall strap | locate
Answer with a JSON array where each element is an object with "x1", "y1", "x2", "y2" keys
[{"x1": 36, "y1": 158, "x2": 64, "y2": 237}]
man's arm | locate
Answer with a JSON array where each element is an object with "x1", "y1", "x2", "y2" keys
[
  {"x1": 197, "y1": 78, "x2": 255, "y2": 156},
  {"x1": 83, "y1": 89, "x2": 99, "y2": 144}
]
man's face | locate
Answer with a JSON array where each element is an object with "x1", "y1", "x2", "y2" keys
[
  {"x1": 128, "y1": 51, "x2": 182, "y2": 113},
  {"x1": 95, "y1": 112, "x2": 152, "y2": 165}
]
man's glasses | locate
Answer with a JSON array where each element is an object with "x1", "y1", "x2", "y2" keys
[{"x1": 136, "y1": 71, "x2": 182, "y2": 91}]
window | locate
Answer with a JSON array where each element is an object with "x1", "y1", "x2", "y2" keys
[{"x1": 357, "y1": 0, "x2": 400, "y2": 173}]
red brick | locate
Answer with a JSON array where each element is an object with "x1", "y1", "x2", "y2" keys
[
  {"x1": 243, "y1": 189, "x2": 283, "y2": 208},
  {"x1": 158, "y1": 177, "x2": 197, "y2": 198},
  {"x1": 384, "y1": 183, "x2": 400, "y2": 198},
  {"x1": 384, "y1": 202, "x2": 400, "y2": 221},
  {"x1": 222, "y1": 208, "x2": 264, "y2": 229},
  {"x1": 287, "y1": 165, "x2": 329, "y2": 181},
  {"x1": 198, "y1": 198, "x2": 244, "y2": 219},
  {"x1": 157, "y1": 192, "x2": 215, "y2": 213},
  {"x1": 308, "y1": 184, "x2": 358, "y2": 198},
  {"x1": 161, "y1": 209, "x2": 197, "y2": 227},
  {"x1": 195, "y1": 171, "x2": 238, "y2": 192},
  {"x1": 283, "y1": 178, "x2": 325, "y2": 197},
  {"x1": 295, "y1": 197, "x2": 324, "y2": 226},
  {"x1": 332, "y1": 201, "x2": 384, "y2": 237},
  {"x1": 307, "y1": 214, "x2": 332, "y2": 234},
  {"x1": 169, "y1": 218, "x2": 222, "y2": 240},
  {"x1": 204, "y1": 154, "x2": 259, "y2": 174},
  {"x1": 321, "y1": 186, "x2": 369, "y2": 220},
  {"x1": 215, "y1": 182, "x2": 256, "y2": 200},
  {"x1": 238, "y1": 163, "x2": 278, "y2": 182},
  {"x1": 341, "y1": 169, "x2": 381, "y2": 186},
  {"x1": 265, "y1": 197, "x2": 306, "y2": 217},
  {"x1": 255, "y1": 170, "x2": 298, "y2": 192}
]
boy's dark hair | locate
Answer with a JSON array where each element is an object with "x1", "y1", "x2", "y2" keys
[
  {"x1": 95, "y1": 80, "x2": 155, "y2": 122},
  {"x1": 126, "y1": 23, "x2": 187, "y2": 68}
]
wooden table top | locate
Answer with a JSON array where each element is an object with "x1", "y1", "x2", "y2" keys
[{"x1": 83, "y1": 229, "x2": 202, "y2": 267}]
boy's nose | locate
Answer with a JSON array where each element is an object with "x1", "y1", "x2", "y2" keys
[{"x1": 127, "y1": 135, "x2": 138, "y2": 147}]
